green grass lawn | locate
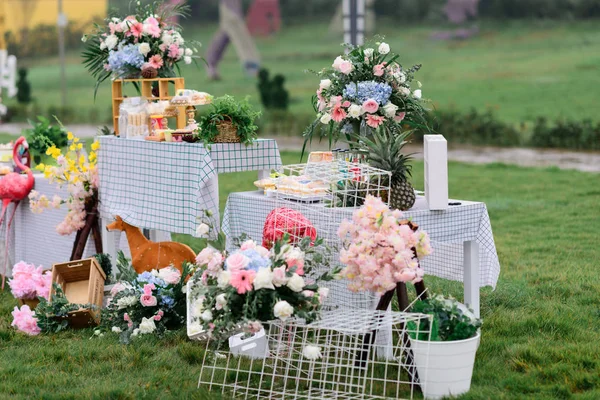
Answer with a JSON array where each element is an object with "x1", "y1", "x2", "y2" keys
[
  {"x1": 9, "y1": 20, "x2": 600, "y2": 129},
  {"x1": 1, "y1": 157, "x2": 600, "y2": 399}
]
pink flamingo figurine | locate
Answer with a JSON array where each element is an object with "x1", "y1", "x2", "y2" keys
[{"x1": 0, "y1": 136, "x2": 34, "y2": 289}]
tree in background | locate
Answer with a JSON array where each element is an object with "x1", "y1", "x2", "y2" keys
[
  {"x1": 16, "y1": 68, "x2": 32, "y2": 104},
  {"x1": 256, "y1": 68, "x2": 289, "y2": 111}
]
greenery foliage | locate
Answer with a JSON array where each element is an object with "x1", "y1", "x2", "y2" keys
[
  {"x1": 257, "y1": 68, "x2": 290, "y2": 111},
  {"x1": 35, "y1": 284, "x2": 95, "y2": 334},
  {"x1": 196, "y1": 95, "x2": 261, "y2": 146},
  {"x1": 16, "y1": 69, "x2": 32, "y2": 104},
  {"x1": 408, "y1": 295, "x2": 482, "y2": 341},
  {"x1": 25, "y1": 116, "x2": 68, "y2": 164},
  {"x1": 530, "y1": 117, "x2": 600, "y2": 150},
  {"x1": 93, "y1": 253, "x2": 113, "y2": 283}
]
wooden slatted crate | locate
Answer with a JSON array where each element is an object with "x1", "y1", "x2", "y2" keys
[{"x1": 111, "y1": 77, "x2": 187, "y2": 135}]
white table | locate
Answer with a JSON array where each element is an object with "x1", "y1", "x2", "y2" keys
[
  {"x1": 222, "y1": 191, "x2": 501, "y2": 317},
  {"x1": 97, "y1": 137, "x2": 282, "y2": 269}
]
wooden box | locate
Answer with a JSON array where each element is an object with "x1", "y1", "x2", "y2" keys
[
  {"x1": 111, "y1": 77, "x2": 187, "y2": 135},
  {"x1": 50, "y1": 258, "x2": 106, "y2": 328}
]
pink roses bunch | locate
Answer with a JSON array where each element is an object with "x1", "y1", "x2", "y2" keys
[
  {"x1": 338, "y1": 196, "x2": 432, "y2": 294},
  {"x1": 11, "y1": 305, "x2": 41, "y2": 336},
  {"x1": 8, "y1": 261, "x2": 52, "y2": 300}
]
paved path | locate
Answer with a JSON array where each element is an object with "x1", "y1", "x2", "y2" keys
[{"x1": 3, "y1": 123, "x2": 598, "y2": 173}]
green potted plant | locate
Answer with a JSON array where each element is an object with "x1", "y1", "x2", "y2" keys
[
  {"x1": 196, "y1": 95, "x2": 261, "y2": 146},
  {"x1": 408, "y1": 295, "x2": 482, "y2": 399}
]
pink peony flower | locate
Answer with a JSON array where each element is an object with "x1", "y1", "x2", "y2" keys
[
  {"x1": 147, "y1": 54, "x2": 164, "y2": 69},
  {"x1": 226, "y1": 253, "x2": 250, "y2": 271},
  {"x1": 110, "y1": 282, "x2": 127, "y2": 296},
  {"x1": 143, "y1": 17, "x2": 161, "y2": 37},
  {"x1": 33, "y1": 271, "x2": 52, "y2": 301},
  {"x1": 302, "y1": 290, "x2": 315, "y2": 298},
  {"x1": 109, "y1": 21, "x2": 122, "y2": 35},
  {"x1": 140, "y1": 293, "x2": 157, "y2": 307},
  {"x1": 143, "y1": 283, "x2": 155, "y2": 295},
  {"x1": 366, "y1": 114, "x2": 385, "y2": 128},
  {"x1": 342, "y1": 101, "x2": 351, "y2": 108},
  {"x1": 240, "y1": 240, "x2": 257, "y2": 251},
  {"x1": 153, "y1": 310, "x2": 164, "y2": 321},
  {"x1": 373, "y1": 63, "x2": 387, "y2": 77},
  {"x1": 229, "y1": 270, "x2": 256, "y2": 294},
  {"x1": 11, "y1": 305, "x2": 40, "y2": 336},
  {"x1": 362, "y1": 99, "x2": 379, "y2": 114},
  {"x1": 168, "y1": 44, "x2": 181, "y2": 59},
  {"x1": 158, "y1": 266, "x2": 181, "y2": 285},
  {"x1": 331, "y1": 103, "x2": 347, "y2": 123},
  {"x1": 394, "y1": 112, "x2": 406, "y2": 122}
]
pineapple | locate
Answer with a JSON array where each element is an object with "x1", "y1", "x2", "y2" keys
[{"x1": 360, "y1": 128, "x2": 415, "y2": 211}]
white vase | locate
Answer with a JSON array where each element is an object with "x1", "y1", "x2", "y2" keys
[{"x1": 410, "y1": 332, "x2": 480, "y2": 400}]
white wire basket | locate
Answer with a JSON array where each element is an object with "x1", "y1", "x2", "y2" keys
[{"x1": 198, "y1": 309, "x2": 433, "y2": 400}]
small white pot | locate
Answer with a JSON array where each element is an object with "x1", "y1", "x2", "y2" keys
[
  {"x1": 229, "y1": 329, "x2": 269, "y2": 360},
  {"x1": 410, "y1": 332, "x2": 480, "y2": 400}
]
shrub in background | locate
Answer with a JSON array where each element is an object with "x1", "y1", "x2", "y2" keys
[
  {"x1": 257, "y1": 68, "x2": 290, "y2": 111},
  {"x1": 16, "y1": 69, "x2": 32, "y2": 104},
  {"x1": 25, "y1": 116, "x2": 68, "y2": 164},
  {"x1": 530, "y1": 117, "x2": 600, "y2": 150}
]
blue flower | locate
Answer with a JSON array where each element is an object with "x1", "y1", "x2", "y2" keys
[
  {"x1": 343, "y1": 81, "x2": 393, "y2": 105},
  {"x1": 108, "y1": 44, "x2": 145, "y2": 76},
  {"x1": 241, "y1": 249, "x2": 271, "y2": 272},
  {"x1": 137, "y1": 272, "x2": 166, "y2": 287},
  {"x1": 160, "y1": 295, "x2": 175, "y2": 309}
]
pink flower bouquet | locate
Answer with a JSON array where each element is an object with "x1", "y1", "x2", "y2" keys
[
  {"x1": 8, "y1": 261, "x2": 52, "y2": 301},
  {"x1": 338, "y1": 195, "x2": 432, "y2": 294}
]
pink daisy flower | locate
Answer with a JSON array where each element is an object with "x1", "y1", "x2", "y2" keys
[
  {"x1": 129, "y1": 22, "x2": 144, "y2": 39},
  {"x1": 147, "y1": 55, "x2": 164, "y2": 69},
  {"x1": 229, "y1": 270, "x2": 256, "y2": 295},
  {"x1": 331, "y1": 104, "x2": 347, "y2": 123},
  {"x1": 366, "y1": 114, "x2": 385, "y2": 128}
]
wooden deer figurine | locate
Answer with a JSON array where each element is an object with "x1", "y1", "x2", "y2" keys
[{"x1": 106, "y1": 216, "x2": 196, "y2": 274}]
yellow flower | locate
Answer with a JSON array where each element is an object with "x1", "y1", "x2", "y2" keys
[
  {"x1": 91, "y1": 141, "x2": 100, "y2": 151},
  {"x1": 46, "y1": 146, "x2": 61, "y2": 158},
  {"x1": 69, "y1": 144, "x2": 76, "y2": 152},
  {"x1": 67, "y1": 132, "x2": 74, "y2": 141},
  {"x1": 77, "y1": 143, "x2": 83, "y2": 151},
  {"x1": 35, "y1": 163, "x2": 45, "y2": 172},
  {"x1": 89, "y1": 152, "x2": 97, "y2": 162}
]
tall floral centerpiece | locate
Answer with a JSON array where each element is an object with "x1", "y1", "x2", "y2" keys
[
  {"x1": 82, "y1": 1, "x2": 200, "y2": 91},
  {"x1": 302, "y1": 40, "x2": 428, "y2": 154},
  {"x1": 29, "y1": 133, "x2": 101, "y2": 260}
]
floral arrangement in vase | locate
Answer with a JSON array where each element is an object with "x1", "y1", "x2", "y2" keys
[
  {"x1": 101, "y1": 253, "x2": 192, "y2": 344},
  {"x1": 82, "y1": 1, "x2": 200, "y2": 91},
  {"x1": 303, "y1": 39, "x2": 428, "y2": 154},
  {"x1": 188, "y1": 234, "x2": 339, "y2": 339},
  {"x1": 8, "y1": 261, "x2": 52, "y2": 304},
  {"x1": 29, "y1": 133, "x2": 99, "y2": 237},
  {"x1": 337, "y1": 195, "x2": 432, "y2": 294}
]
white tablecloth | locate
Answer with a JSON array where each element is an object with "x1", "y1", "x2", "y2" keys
[
  {"x1": 97, "y1": 137, "x2": 282, "y2": 235},
  {"x1": 222, "y1": 191, "x2": 500, "y2": 289}
]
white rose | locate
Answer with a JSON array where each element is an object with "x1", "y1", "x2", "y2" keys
[
  {"x1": 302, "y1": 345, "x2": 323, "y2": 360},
  {"x1": 273, "y1": 300, "x2": 294, "y2": 321},
  {"x1": 399, "y1": 86, "x2": 411, "y2": 97},
  {"x1": 112, "y1": 326, "x2": 122, "y2": 333},
  {"x1": 271, "y1": 266, "x2": 288, "y2": 287},
  {"x1": 116, "y1": 295, "x2": 137, "y2": 309},
  {"x1": 185, "y1": 48, "x2": 193, "y2": 56},
  {"x1": 94, "y1": 329, "x2": 101, "y2": 336},
  {"x1": 161, "y1": 33, "x2": 174, "y2": 46},
  {"x1": 218, "y1": 270, "x2": 231, "y2": 288},
  {"x1": 254, "y1": 268, "x2": 275, "y2": 290},
  {"x1": 395, "y1": 71, "x2": 406, "y2": 83},
  {"x1": 184, "y1": 56, "x2": 192, "y2": 65},
  {"x1": 286, "y1": 274, "x2": 305, "y2": 293},
  {"x1": 364, "y1": 48, "x2": 374, "y2": 58},
  {"x1": 138, "y1": 317, "x2": 156, "y2": 334},
  {"x1": 332, "y1": 55, "x2": 344, "y2": 69},
  {"x1": 413, "y1": 89, "x2": 422, "y2": 99},
  {"x1": 383, "y1": 102, "x2": 399, "y2": 118},
  {"x1": 378, "y1": 42, "x2": 390, "y2": 54},
  {"x1": 99, "y1": 40, "x2": 107, "y2": 50},
  {"x1": 216, "y1": 293, "x2": 227, "y2": 308},
  {"x1": 318, "y1": 287, "x2": 330, "y2": 300},
  {"x1": 201, "y1": 310, "x2": 213, "y2": 322},
  {"x1": 320, "y1": 113, "x2": 332, "y2": 124},
  {"x1": 319, "y1": 79, "x2": 331, "y2": 90},
  {"x1": 105, "y1": 35, "x2": 118, "y2": 51},
  {"x1": 196, "y1": 223, "x2": 210, "y2": 237},
  {"x1": 348, "y1": 104, "x2": 363, "y2": 119},
  {"x1": 131, "y1": 328, "x2": 140, "y2": 337},
  {"x1": 138, "y1": 42, "x2": 151, "y2": 56}
]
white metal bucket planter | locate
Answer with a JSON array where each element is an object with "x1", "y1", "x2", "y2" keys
[{"x1": 411, "y1": 332, "x2": 480, "y2": 400}]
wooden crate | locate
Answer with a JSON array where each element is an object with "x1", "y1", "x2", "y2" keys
[
  {"x1": 50, "y1": 258, "x2": 106, "y2": 328},
  {"x1": 111, "y1": 77, "x2": 187, "y2": 135}
]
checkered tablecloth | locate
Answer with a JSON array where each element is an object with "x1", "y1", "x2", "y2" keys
[
  {"x1": 97, "y1": 137, "x2": 281, "y2": 235},
  {"x1": 222, "y1": 191, "x2": 500, "y2": 288}
]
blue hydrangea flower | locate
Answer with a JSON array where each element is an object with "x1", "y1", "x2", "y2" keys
[
  {"x1": 241, "y1": 249, "x2": 271, "y2": 272},
  {"x1": 343, "y1": 81, "x2": 393, "y2": 105},
  {"x1": 160, "y1": 295, "x2": 175, "y2": 309},
  {"x1": 108, "y1": 44, "x2": 145, "y2": 75},
  {"x1": 136, "y1": 272, "x2": 166, "y2": 287}
]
